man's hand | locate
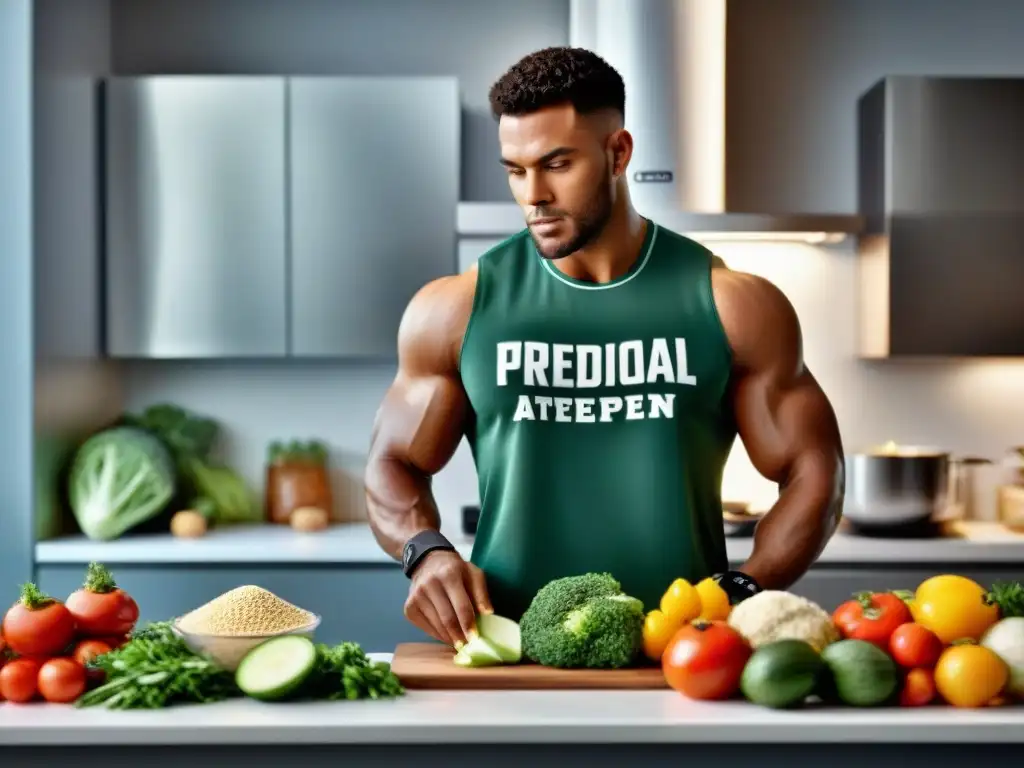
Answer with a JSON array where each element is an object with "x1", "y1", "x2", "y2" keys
[{"x1": 405, "y1": 550, "x2": 493, "y2": 647}]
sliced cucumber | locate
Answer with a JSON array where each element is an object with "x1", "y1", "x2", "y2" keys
[
  {"x1": 235, "y1": 635, "x2": 318, "y2": 702},
  {"x1": 452, "y1": 635, "x2": 504, "y2": 667},
  {"x1": 476, "y1": 613, "x2": 522, "y2": 663}
]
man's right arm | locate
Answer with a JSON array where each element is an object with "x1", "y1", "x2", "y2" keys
[
  {"x1": 364, "y1": 269, "x2": 475, "y2": 559},
  {"x1": 364, "y1": 268, "x2": 491, "y2": 646}
]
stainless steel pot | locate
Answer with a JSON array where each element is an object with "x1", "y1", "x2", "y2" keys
[{"x1": 844, "y1": 443, "x2": 950, "y2": 529}]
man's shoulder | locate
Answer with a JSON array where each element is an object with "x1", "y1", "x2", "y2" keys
[
  {"x1": 398, "y1": 268, "x2": 478, "y2": 374},
  {"x1": 710, "y1": 266, "x2": 802, "y2": 369},
  {"x1": 403, "y1": 267, "x2": 478, "y2": 337},
  {"x1": 711, "y1": 266, "x2": 789, "y2": 307}
]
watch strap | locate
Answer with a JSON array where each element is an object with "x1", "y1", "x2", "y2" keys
[
  {"x1": 713, "y1": 570, "x2": 762, "y2": 605},
  {"x1": 402, "y1": 530, "x2": 456, "y2": 578}
]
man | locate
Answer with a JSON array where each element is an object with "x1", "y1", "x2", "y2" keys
[{"x1": 365, "y1": 47, "x2": 845, "y2": 648}]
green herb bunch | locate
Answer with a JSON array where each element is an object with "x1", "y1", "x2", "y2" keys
[
  {"x1": 75, "y1": 622, "x2": 238, "y2": 710},
  {"x1": 988, "y1": 580, "x2": 1024, "y2": 618},
  {"x1": 74, "y1": 621, "x2": 404, "y2": 709},
  {"x1": 305, "y1": 642, "x2": 405, "y2": 701}
]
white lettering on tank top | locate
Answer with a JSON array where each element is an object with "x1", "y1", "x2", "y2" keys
[{"x1": 496, "y1": 338, "x2": 697, "y2": 423}]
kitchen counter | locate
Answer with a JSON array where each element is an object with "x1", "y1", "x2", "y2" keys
[
  {"x1": 35, "y1": 520, "x2": 1024, "y2": 566},
  {"x1": 0, "y1": 652, "x2": 1021, "y2": 766},
  {"x1": 2, "y1": 681, "x2": 1022, "y2": 745}
]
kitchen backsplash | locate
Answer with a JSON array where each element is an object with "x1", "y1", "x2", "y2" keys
[{"x1": 105, "y1": 236, "x2": 1024, "y2": 535}]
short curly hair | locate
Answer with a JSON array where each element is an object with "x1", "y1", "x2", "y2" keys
[{"x1": 488, "y1": 46, "x2": 625, "y2": 120}]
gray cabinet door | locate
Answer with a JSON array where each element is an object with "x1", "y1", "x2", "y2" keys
[
  {"x1": 288, "y1": 77, "x2": 459, "y2": 357},
  {"x1": 104, "y1": 77, "x2": 288, "y2": 358}
]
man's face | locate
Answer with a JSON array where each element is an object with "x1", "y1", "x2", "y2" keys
[{"x1": 498, "y1": 104, "x2": 617, "y2": 260}]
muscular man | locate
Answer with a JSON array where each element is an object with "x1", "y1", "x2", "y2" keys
[{"x1": 365, "y1": 47, "x2": 845, "y2": 647}]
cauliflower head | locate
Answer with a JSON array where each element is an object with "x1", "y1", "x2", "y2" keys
[{"x1": 727, "y1": 589, "x2": 840, "y2": 652}]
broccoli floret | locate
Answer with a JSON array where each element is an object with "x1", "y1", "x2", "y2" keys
[{"x1": 520, "y1": 573, "x2": 645, "y2": 669}]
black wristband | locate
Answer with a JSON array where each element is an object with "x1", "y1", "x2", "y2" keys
[
  {"x1": 713, "y1": 570, "x2": 762, "y2": 605},
  {"x1": 402, "y1": 530, "x2": 456, "y2": 578}
]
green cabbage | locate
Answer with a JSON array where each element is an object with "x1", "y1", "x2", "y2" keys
[
  {"x1": 68, "y1": 426, "x2": 176, "y2": 540},
  {"x1": 125, "y1": 403, "x2": 260, "y2": 525}
]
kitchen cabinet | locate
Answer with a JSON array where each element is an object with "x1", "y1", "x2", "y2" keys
[
  {"x1": 103, "y1": 75, "x2": 459, "y2": 360},
  {"x1": 857, "y1": 77, "x2": 1024, "y2": 358},
  {"x1": 288, "y1": 77, "x2": 459, "y2": 357},
  {"x1": 104, "y1": 77, "x2": 289, "y2": 358}
]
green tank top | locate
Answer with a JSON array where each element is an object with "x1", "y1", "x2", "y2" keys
[{"x1": 460, "y1": 220, "x2": 737, "y2": 620}]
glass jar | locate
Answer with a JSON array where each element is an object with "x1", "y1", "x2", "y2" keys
[{"x1": 264, "y1": 441, "x2": 333, "y2": 524}]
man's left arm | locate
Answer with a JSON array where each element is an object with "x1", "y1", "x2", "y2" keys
[{"x1": 713, "y1": 269, "x2": 845, "y2": 591}]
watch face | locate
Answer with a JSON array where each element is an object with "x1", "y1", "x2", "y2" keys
[{"x1": 403, "y1": 543, "x2": 415, "y2": 570}]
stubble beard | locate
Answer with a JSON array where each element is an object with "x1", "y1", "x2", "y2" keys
[{"x1": 531, "y1": 181, "x2": 614, "y2": 261}]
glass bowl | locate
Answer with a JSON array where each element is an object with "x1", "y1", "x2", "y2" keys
[{"x1": 171, "y1": 614, "x2": 322, "y2": 672}]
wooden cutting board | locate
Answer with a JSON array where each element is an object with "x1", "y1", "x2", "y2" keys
[{"x1": 390, "y1": 643, "x2": 668, "y2": 690}]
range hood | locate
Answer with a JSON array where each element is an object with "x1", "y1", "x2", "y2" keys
[
  {"x1": 856, "y1": 76, "x2": 1024, "y2": 358},
  {"x1": 564, "y1": 0, "x2": 862, "y2": 244}
]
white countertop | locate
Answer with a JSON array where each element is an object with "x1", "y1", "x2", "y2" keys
[
  {"x1": 0, "y1": 652, "x2": 1022, "y2": 745},
  {"x1": 34, "y1": 520, "x2": 1024, "y2": 566}
]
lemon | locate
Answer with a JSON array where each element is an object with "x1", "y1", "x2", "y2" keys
[
  {"x1": 659, "y1": 578, "x2": 702, "y2": 625},
  {"x1": 695, "y1": 577, "x2": 731, "y2": 621},
  {"x1": 642, "y1": 609, "x2": 680, "y2": 662}
]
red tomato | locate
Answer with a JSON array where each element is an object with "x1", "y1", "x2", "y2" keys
[
  {"x1": 832, "y1": 592, "x2": 913, "y2": 647},
  {"x1": 72, "y1": 639, "x2": 112, "y2": 666},
  {"x1": 889, "y1": 623, "x2": 944, "y2": 669},
  {"x1": 72, "y1": 639, "x2": 113, "y2": 686},
  {"x1": 0, "y1": 657, "x2": 42, "y2": 703},
  {"x1": 65, "y1": 563, "x2": 139, "y2": 637},
  {"x1": 662, "y1": 620, "x2": 752, "y2": 700},
  {"x1": 900, "y1": 667, "x2": 937, "y2": 707},
  {"x1": 2, "y1": 583, "x2": 76, "y2": 657},
  {"x1": 37, "y1": 658, "x2": 87, "y2": 704}
]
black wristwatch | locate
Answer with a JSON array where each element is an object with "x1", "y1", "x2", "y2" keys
[
  {"x1": 713, "y1": 570, "x2": 763, "y2": 605},
  {"x1": 402, "y1": 530, "x2": 456, "y2": 578}
]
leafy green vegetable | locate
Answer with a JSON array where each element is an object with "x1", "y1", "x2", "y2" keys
[
  {"x1": 304, "y1": 642, "x2": 404, "y2": 701},
  {"x1": 988, "y1": 580, "x2": 1024, "y2": 618},
  {"x1": 125, "y1": 404, "x2": 218, "y2": 461},
  {"x1": 35, "y1": 432, "x2": 77, "y2": 540},
  {"x1": 67, "y1": 427, "x2": 177, "y2": 540},
  {"x1": 183, "y1": 456, "x2": 259, "y2": 524},
  {"x1": 519, "y1": 572, "x2": 645, "y2": 669},
  {"x1": 268, "y1": 440, "x2": 330, "y2": 466},
  {"x1": 76, "y1": 621, "x2": 404, "y2": 709},
  {"x1": 75, "y1": 622, "x2": 237, "y2": 709},
  {"x1": 125, "y1": 403, "x2": 260, "y2": 526},
  {"x1": 127, "y1": 621, "x2": 177, "y2": 642},
  {"x1": 190, "y1": 496, "x2": 218, "y2": 521}
]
